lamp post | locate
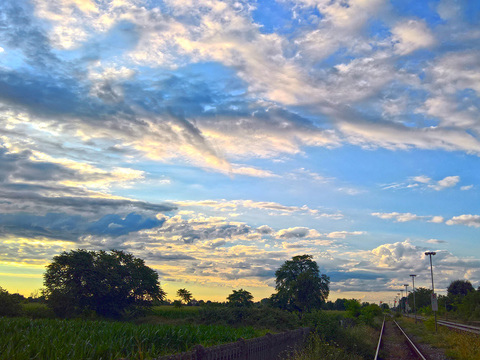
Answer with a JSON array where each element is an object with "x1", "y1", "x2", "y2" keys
[
  {"x1": 404, "y1": 284, "x2": 409, "y2": 315},
  {"x1": 400, "y1": 289, "x2": 404, "y2": 314},
  {"x1": 410, "y1": 274, "x2": 417, "y2": 323},
  {"x1": 425, "y1": 251, "x2": 437, "y2": 332}
]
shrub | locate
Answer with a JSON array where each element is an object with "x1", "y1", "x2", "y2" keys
[{"x1": 0, "y1": 287, "x2": 23, "y2": 317}]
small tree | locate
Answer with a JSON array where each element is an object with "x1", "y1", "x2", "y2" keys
[
  {"x1": 227, "y1": 289, "x2": 254, "y2": 307},
  {"x1": 44, "y1": 249, "x2": 165, "y2": 318},
  {"x1": 177, "y1": 288, "x2": 193, "y2": 305},
  {"x1": 273, "y1": 254, "x2": 329, "y2": 312}
]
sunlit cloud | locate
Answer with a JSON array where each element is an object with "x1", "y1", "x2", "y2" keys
[{"x1": 446, "y1": 215, "x2": 480, "y2": 228}]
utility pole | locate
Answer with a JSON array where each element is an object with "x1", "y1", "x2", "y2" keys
[
  {"x1": 410, "y1": 274, "x2": 417, "y2": 323},
  {"x1": 425, "y1": 251, "x2": 438, "y2": 332},
  {"x1": 404, "y1": 284, "x2": 409, "y2": 315}
]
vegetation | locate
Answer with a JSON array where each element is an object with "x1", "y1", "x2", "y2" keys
[
  {"x1": 3, "y1": 249, "x2": 479, "y2": 359},
  {"x1": 0, "y1": 287, "x2": 23, "y2": 317},
  {"x1": 272, "y1": 254, "x2": 330, "y2": 312},
  {"x1": 43, "y1": 249, "x2": 165, "y2": 318},
  {"x1": 0, "y1": 317, "x2": 264, "y2": 360},
  {"x1": 399, "y1": 316, "x2": 480, "y2": 360},
  {"x1": 401, "y1": 281, "x2": 480, "y2": 322},
  {"x1": 176, "y1": 288, "x2": 193, "y2": 305},
  {"x1": 226, "y1": 289, "x2": 254, "y2": 307},
  {"x1": 298, "y1": 309, "x2": 380, "y2": 359}
]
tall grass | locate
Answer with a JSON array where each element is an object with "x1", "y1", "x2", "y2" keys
[
  {"x1": 0, "y1": 317, "x2": 265, "y2": 360},
  {"x1": 399, "y1": 316, "x2": 480, "y2": 360}
]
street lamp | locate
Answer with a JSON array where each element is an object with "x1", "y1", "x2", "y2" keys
[
  {"x1": 404, "y1": 284, "x2": 409, "y2": 315},
  {"x1": 425, "y1": 251, "x2": 438, "y2": 332},
  {"x1": 410, "y1": 274, "x2": 417, "y2": 323}
]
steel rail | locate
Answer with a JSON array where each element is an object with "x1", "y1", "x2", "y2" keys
[
  {"x1": 407, "y1": 314, "x2": 480, "y2": 335},
  {"x1": 374, "y1": 316, "x2": 386, "y2": 360},
  {"x1": 393, "y1": 319, "x2": 427, "y2": 360},
  {"x1": 437, "y1": 320, "x2": 480, "y2": 334}
]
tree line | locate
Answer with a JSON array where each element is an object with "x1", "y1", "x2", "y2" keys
[
  {"x1": 1, "y1": 250, "x2": 330, "y2": 318},
  {"x1": 1, "y1": 249, "x2": 478, "y2": 322}
]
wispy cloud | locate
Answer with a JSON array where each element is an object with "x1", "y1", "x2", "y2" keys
[{"x1": 372, "y1": 212, "x2": 444, "y2": 223}]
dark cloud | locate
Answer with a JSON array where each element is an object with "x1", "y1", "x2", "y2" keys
[
  {"x1": 0, "y1": 1, "x2": 59, "y2": 68},
  {"x1": 0, "y1": 212, "x2": 166, "y2": 240}
]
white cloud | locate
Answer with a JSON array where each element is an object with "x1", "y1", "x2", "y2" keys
[
  {"x1": 231, "y1": 165, "x2": 278, "y2": 178},
  {"x1": 326, "y1": 231, "x2": 364, "y2": 239},
  {"x1": 372, "y1": 212, "x2": 444, "y2": 224},
  {"x1": 174, "y1": 199, "x2": 336, "y2": 218},
  {"x1": 391, "y1": 20, "x2": 436, "y2": 55},
  {"x1": 429, "y1": 216, "x2": 445, "y2": 224},
  {"x1": 428, "y1": 176, "x2": 460, "y2": 191},
  {"x1": 460, "y1": 185, "x2": 473, "y2": 191},
  {"x1": 446, "y1": 215, "x2": 480, "y2": 228},
  {"x1": 412, "y1": 175, "x2": 431, "y2": 184}
]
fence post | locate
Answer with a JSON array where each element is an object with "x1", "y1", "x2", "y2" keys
[
  {"x1": 195, "y1": 344, "x2": 206, "y2": 360},
  {"x1": 237, "y1": 337, "x2": 246, "y2": 360},
  {"x1": 265, "y1": 333, "x2": 274, "y2": 360}
]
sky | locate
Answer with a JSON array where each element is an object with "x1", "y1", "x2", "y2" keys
[{"x1": 0, "y1": 0, "x2": 479, "y2": 304}]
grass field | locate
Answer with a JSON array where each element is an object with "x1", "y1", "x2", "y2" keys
[
  {"x1": 0, "y1": 317, "x2": 266, "y2": 360},
  {"x1": 398, "y1": 316, "x2": 480, "y2": 360}
]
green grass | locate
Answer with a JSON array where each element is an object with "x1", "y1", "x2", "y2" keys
[
  {"x1": 293, "y1": 333, "x2": 364, "y2": 360},
  {"x1": 0, "y1": 317, "x2": 266, "y2": 360},
  {"x1": 398, "y1": 316, "x2": 480, "y2": 360}
]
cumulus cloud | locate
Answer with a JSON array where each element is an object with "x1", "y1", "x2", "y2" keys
[
  {"x1": 446, "y1": 215, "x2": 480, "y2": 228},
  {"x1": 391, "y1": 20, "x2": 436, "y2": 55}
]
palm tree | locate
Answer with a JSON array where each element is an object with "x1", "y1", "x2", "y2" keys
[{"x1": 177, "y1": 288, "x2": 192, "y2": 304}]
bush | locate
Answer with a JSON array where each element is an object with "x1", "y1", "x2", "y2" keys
[
  {"x1": 198, "y1": 307, "x2": 299, "y2": 331},
  {"x1": 22, "y1": 303, "x2": 55, "y2": 319},
  {"x1": 302, "y1": 310, "x2": 342, "y2": 341},
  {"x1": 0, "y1": 287, "x2": 23, "y2": 317}
]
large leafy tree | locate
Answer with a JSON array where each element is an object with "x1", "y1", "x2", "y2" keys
[
  {"x1": 273, "y1": 254, "x2": 329, "y2": 312},
  {"x1": 177, "y1": 288, "x2": 193, "y2": 304},
  {"x1": 447, "y1": 280, "x2": 474, "y2": 299},
  {"x1": 227, "y1": 289, "x2": 254, "y2": 307},
  {"x1": 44, "y1": 249, "x2": 165, "y2": 317},
  {"x1": 407, "y1": 287, "x2": 433, "y2": 310}
]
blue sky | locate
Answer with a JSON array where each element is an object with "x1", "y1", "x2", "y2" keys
[{"x1": 0, "y1": 0, "x2": 479, "y2": 304}]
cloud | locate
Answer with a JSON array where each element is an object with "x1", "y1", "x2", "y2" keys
[
  {"x1": 174, "y1": 199, "x2": 335, "y2": 217},
  {"x1": 257, "y1": 225, "x2": 274, "y2": 234},
  {"x1": 326, "y1": 231, "x2": 364, "y2": 239},
  {"x1": 428, "y1": 176, "x2": 460, "y2": 191},
  {"x1": 460, "y1": 185, "x2": 473, "y2": 191},
  {"x1": 383, "y1": 175, "x2": 462, "y2": 192},
  {"x1": 426, "y1": 239, "x2": 447, "y2": 244},
  {"x1": 391, "y1": 20, "x2": 436, "y2": 55},
  {"x1": 372, "y1": 212, "x2": 445, "y2": 224},
  {"x1": 276, "y1": 227, "x2": 318, "y2": 239},
  {"x1": 412, "y1": 175, "x2": 431, "y2": 184},
  {"x1": 446, "y1": 214, "x2": 480, "y2": 228}
]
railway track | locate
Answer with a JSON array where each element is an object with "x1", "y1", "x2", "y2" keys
[
  {"x1": 375, "y1": 317, "x2": 428, "y2": 360},
  {"x1": 406, "y1": 314, "x2": 480, "y2": 335}
]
